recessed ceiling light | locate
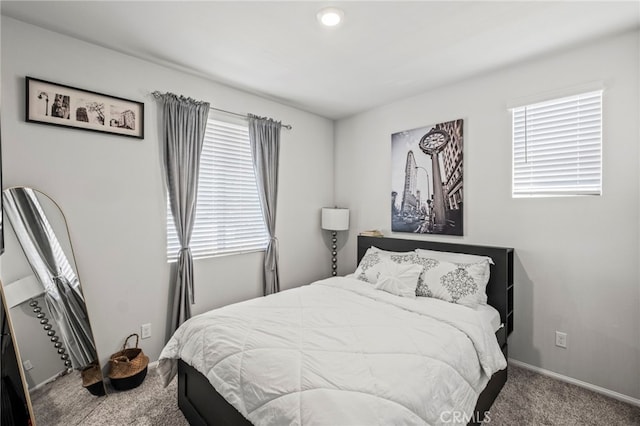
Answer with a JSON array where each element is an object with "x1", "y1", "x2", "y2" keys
[{"x1": 317, "y1": 7, "x2": 344, "y2": 27}]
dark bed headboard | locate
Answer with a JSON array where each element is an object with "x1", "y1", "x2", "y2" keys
[{"x1": 357, "y1": 236, "x2": 514, "y2": 336}]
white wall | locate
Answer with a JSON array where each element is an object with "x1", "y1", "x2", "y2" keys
[
  {"x1": 335, "y1": 30, "x2": 640, "y2": 400},
  {"x1": 1, "y1": 17, "x2": 334, "y2": 371}
]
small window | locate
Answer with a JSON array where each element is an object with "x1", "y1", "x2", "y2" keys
[
  {"x1": 512, "y1": 90, "x2": 602, "y2": 197},
  {"x1": 167, "y1": 116, "x2": 268, "y2": 261}
]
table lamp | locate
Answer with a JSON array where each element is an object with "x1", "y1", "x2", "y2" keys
[{"x1": 321, "y1": 207, "x2": 349, "y2": 276}]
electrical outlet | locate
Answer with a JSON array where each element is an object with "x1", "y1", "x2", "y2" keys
[
  {"x1": 141, "y1": 323, "x2": 152, "y2": 339},
  {"x1": 23, "y1": 360, "x2": 33, "y2": 371},
  {"x1": 555, "y1": 331, "x2": 567, "y2": 348}
]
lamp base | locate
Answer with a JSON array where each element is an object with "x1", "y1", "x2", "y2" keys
[{"x1": 331, "y1": 231, "x2": 338, "y2": 276}]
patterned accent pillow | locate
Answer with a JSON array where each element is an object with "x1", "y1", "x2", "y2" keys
[
  {"x1": 414, "y1": 256, "x2": 439, "y2": 297},
  {"x1": 415, "y1": 249, "x2": 494, "y2": 266},
  {"x1": 418, "y1": 258, "x2": 491, "y2": 308},
  {"x1": 354, "y1": 247, "x2": 417, "y2": 283}
]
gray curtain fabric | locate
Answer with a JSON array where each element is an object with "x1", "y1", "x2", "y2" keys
[
  {"x1": 248, "y1": 114, "x2": 282, "y2": 296},
  {"x1": 3, "y1": 188, "x2": 97, "y2": 369},
  {"x1": 153, "y1": 92, "x2": 209, "y2": 334}
]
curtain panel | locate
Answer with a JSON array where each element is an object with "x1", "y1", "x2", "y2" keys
[
  {"x1": 248, "y1": 114, "x2": 282, "y2": 296},
  {"x1": 153, "y1": 92, "x2": 209, "y2": 335}
]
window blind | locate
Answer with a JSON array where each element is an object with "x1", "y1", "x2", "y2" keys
[
  {"x1": 167, "y1": 118, "x2": 268, "y2": 261},
  {"x1": 512, "y1": 90, "x2": 602, "y2": 197}
]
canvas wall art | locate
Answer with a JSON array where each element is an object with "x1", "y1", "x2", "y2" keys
[{"x1": 391, "y1": 119, "x2": 463, "y2": 235}]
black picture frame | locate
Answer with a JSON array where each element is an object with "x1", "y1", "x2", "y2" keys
[
  {"x1": 391, "y1": 118, "x2": 464, "y2": 236},
  {"x1": 25, "y1": 76, "x2": 144, "y2": 139}
]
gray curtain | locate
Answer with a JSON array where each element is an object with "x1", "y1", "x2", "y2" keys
[
  {"x1": 153, "y1": 92, "x2": 209, "y2": 333},
  {"x1": 3, "y1": 188, "x2": 97, "y2": 369},
  {"x1": 248, "y1": 114, "x2": 282, "y2": 295}
]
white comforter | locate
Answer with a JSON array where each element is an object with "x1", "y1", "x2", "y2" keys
[{"x1": 158, "y1": 277, "x2": 506, "y2": 425}]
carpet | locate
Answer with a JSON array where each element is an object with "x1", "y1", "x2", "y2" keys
[
  {"x1": 489, "y1": 365, "x2": 640, "y2": 425},
  {"x1": 29, "y1": 363, "x2": 640, "y2": 425}
]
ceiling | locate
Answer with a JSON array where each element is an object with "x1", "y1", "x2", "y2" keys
[{"x1": 2, "y1": 1, "x2": 639, "y2": 120}]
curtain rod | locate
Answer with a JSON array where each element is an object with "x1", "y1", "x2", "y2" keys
[
  {"x1": 151, "y1": 91, "x2": 292, "y2": 129},
  {"x1": 210, "y1": 106, "x2": 292, "y2": 130}
]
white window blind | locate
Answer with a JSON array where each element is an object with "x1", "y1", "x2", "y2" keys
[
  {"x1": 167, "y1": 117, "x2": 268, "y2": 261},
  {"x1": 512, "y1": 90, "x2": 602, "y2": 197}
]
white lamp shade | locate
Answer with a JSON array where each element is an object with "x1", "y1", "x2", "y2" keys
[
  {"x1": 4, "y1": 275, "x2": 44, "y2": 308},
  {"x1": 321, "y1": 208, "x2": 349, "y2": 231}
]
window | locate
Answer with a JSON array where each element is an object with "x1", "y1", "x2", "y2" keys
[
  {"x1": 167, "y1": 116, "x2": 268, "y2": 261},
  {"x1": 512, "y1": 90, "x2": 602, "y2": 197}
]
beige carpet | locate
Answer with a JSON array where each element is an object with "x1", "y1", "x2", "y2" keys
[
  {"x1": 30, "y1": 368, "x2": 187, "y2": 426},
  {"x1": 30, "y1": 364, "x2": 640, "y2": 425},
  {"x1": 80, "y1": 372, "x2": 187, "y2": 426},
  {"x1": 490, "y1": 365, "x2": 640, "y2": 425},
  {"x1": 29, "y1": 370, "x2": 107, "y2": 425}
]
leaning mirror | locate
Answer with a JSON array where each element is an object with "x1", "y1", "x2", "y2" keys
[{"x1": 0, "y1": 187, "x2": 105, "y2": 425}]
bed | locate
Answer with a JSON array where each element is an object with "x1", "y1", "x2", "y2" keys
[{"x1": 159, "y1": 236, "x2": 514, "y2": 425}]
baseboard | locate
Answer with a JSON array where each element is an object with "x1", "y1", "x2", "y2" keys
[
  {"x1": 29, "y1": 368, "x2": 69, "y2": 393},
  {"x1": 508, "y1": 358, "x2": 640, "y2": 408}
]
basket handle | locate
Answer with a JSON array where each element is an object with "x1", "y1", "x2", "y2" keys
[{"x1": 122, "y1": 333, "x2": 140, "y2": 350}]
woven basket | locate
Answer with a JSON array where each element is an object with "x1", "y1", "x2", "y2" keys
[
  {"x1": 81, "y1": 362, "x2": 106, "y2": 396},
  {"x1": 108, "y1": 333, "x2": 149, "y2": 391}
]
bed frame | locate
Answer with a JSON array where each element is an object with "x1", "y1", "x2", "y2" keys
[{"x1": 177, "y1": 236, "x2": 514, "y2": 426}]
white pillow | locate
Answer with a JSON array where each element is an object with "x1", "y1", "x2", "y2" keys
[
  {"x1": 354, "y1": 247, "x2": 417, "y2": 283},
  {"x1": 373, "y1": 261, "x2": 423, "y2": 299},
  {"x1": 415, "y1": 248, "x2": 494, "y2": 265},
  {"x1": 416, "y1": 258, "x2": 491, "y2": 308}
]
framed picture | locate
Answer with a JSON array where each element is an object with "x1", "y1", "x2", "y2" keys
[
  {"x1": 26, "y1": 77, "x2": 144, "y2": 139},
  {"x1": 391, "y1": 118, "x2": 464, "y2": 236}
]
